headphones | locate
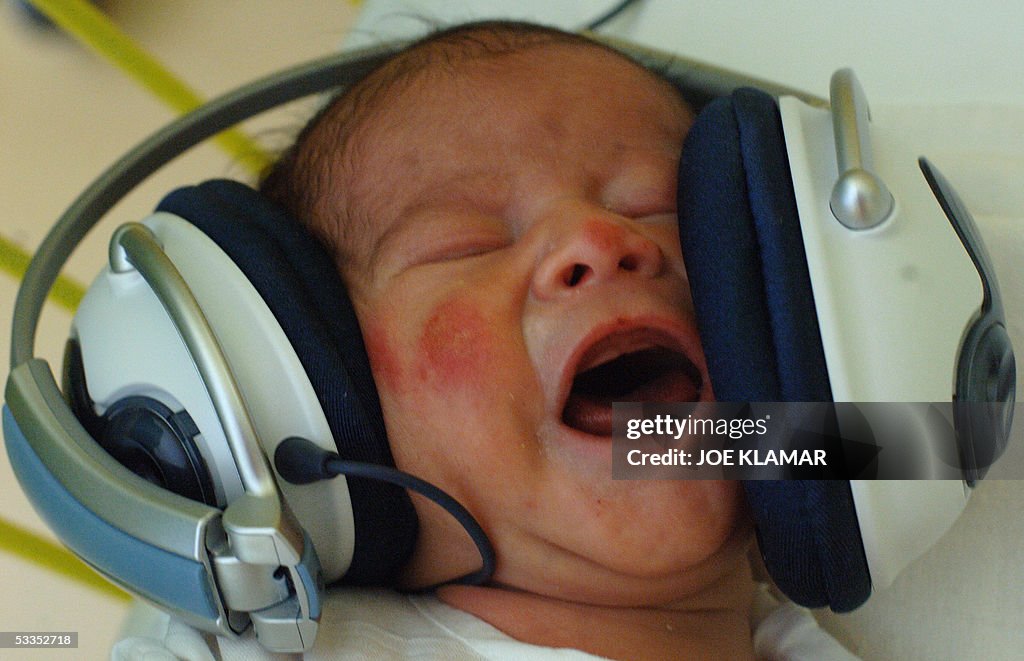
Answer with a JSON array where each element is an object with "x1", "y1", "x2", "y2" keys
[{"x1": 3, "y1": 33, "x2": 1016, "y2": 653}]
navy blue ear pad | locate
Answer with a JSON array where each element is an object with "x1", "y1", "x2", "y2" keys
[
  {"x1": 157, "y1": 180, "x2": 418, "y2": 586},
  {"x1": 677, "y1": 88, "x2": 871, "y2": 611}
]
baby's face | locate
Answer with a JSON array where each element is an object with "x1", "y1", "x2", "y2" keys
[{"x1": 339, "y1": 43, "x2": 749, "y2": 603}]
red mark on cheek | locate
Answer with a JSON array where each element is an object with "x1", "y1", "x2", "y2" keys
[
  {"x1": 417, "y1": 298, "x2": 494, "y2": 390},
  {"x1": 361, "y1": 319, "x2": 407, "y2": 393}
]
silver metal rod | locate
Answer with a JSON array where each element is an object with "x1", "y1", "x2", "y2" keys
[
  {"x1": 110, "y1": 223, "x2": 276, "y2": 497},
  {"x1": 829, "y1": 68, "x2": 894, "y2": 230}
]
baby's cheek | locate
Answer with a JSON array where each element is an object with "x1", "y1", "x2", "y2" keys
[
  {"x1": 361, "y1": 317, "x2": 408, "y2": 393},
  {"x1": 360, "y1": 296, "x2": 499, "y2": 401},
  {"x1": 417, "y1": 296, "x2": 496, "y2": 392}
]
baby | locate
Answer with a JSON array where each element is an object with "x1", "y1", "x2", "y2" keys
[
  {"x1": 263, "y1": 18, "x2": 752, "y2": 655},
  {"x1": 118, "y1": 20, "x2": 856, "y2": 661}
]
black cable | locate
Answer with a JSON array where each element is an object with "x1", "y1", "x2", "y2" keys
[
  {"x1": 585, "y1": 0, "x2": 643, "y2": 31},
  {"x1": 275, "y1": 437, "x2": 496, "y2": 588}
]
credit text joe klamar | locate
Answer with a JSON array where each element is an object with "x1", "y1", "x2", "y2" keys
[{"x1": 622, "y1": 413, "x2": 828, "y2": 468}]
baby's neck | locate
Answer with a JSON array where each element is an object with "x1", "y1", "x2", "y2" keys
[{"x1": 437, "y1": 566, "x2": 757, "y2": 660}]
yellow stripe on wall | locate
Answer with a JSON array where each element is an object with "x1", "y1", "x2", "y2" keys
[
  {"x1": 0, "y1": 518, "x2": 130, "y2": 602},
  {"x1": 27, "y1": 0, "x2": 273, "y2": 176},
  {"x1": 0, "y1": 234, "x2": 84, "y2": 312}
]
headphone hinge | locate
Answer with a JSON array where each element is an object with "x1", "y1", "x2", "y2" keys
[
  {"x1": 209, "y1": 537, "x2": 320, "y2": 651},
  {"x1": 210, "y1": 550, "x2": 291, "y2": 615}
]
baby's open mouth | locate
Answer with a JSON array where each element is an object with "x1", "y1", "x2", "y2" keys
[{"x1": 561, "y1": 337, "x2": 703, "y2": 437}]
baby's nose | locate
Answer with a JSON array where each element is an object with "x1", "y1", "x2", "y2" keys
[{"x1": 531, "y1": 215, "x2": 664, "y2": 300}]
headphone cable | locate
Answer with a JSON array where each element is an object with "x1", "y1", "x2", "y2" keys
[
  {"x1": 584, "y1": 0, "x2": 643, "y2": 31},
  {"x1": 274, "y1": 436, "x2": 496, "y2": 589}
]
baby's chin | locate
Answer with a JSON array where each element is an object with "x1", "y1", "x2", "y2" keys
[{"x1": 501, "y1": 493, "x2": 755, "y2": 608}]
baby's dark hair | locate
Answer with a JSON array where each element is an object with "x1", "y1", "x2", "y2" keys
[{"x1": 258, "y1": 21, "x2": 653, "y2": 261}]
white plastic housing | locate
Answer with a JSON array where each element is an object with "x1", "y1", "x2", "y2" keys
[
  {"x1": 779, "y1": 96, "x2": 980, "y2": 590},
  {"x1": 72, "y1": 212, "x2": 355, "y2": 581}
]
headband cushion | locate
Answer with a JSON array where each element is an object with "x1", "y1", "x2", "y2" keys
[
  {"x1": 157, "y1": 179, "x2": 417, "y2": 586},
  {"x1": 677, "y1": 88, "x2": 870, "y2": 612}
]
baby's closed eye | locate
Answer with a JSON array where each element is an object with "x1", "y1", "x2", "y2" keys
[
  {"x1": 400, "y1": 213, "x2": 512, "y2": 269},
  {"x1": 413, "y1": 234, "x2": 511, "y2": 265}
]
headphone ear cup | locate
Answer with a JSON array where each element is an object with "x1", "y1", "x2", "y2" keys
[
  {"x1": 677, "y1": 88, "x2": 831, "y2": 402},
  {"x1": 156, "y1": 180, "x2": 418, "y2": 586},
  {"x1": 64, "y1": 338, "x2": 217, "y2": 507},
  {"x1": 743, "y1": 480, "x2": 869, "y2": 612},
  {"x1": 677, "y1": 88, "x2": 870, "y2": 611}
]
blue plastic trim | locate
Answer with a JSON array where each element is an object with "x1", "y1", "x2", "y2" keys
[
  {"x1": 3, "y1": 406, "x2": 220, "y2": 621},
  {"x1": 296, "y1": 531, "x2": 323, "y2": 620}
]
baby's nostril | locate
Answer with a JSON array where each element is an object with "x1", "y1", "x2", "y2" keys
[
  {"x1": 566, "y1": 263, "x2": 590, "y2": 287},
  {"x1": 618, "y1": 255, "x2": 639, "y2": 272}
]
